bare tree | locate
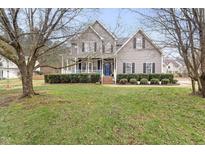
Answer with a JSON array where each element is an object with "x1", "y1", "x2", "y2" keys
[
  {"x1": 131, "y1": 8, "x2": 205, "y2": 96},
  {"x1": 0, "y1": 8, "x2": 86, "y2": 97}
]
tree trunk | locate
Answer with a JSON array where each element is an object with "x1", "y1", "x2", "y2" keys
[
  {"x1": 191, "y1": 79, "x2": 196, "y2": 94},
  {"x1": 197, "y1": 77, "x2": 202, "y2": 93},
  {"x1": 19, "y1": 64, "x2": 36, "y2": 98},
  {"x1": 21, "y1": 74, "x2": 34, "y2": 97},
  {"x1": 200, "y1": 72, "x2": 205, "y2": 98}
]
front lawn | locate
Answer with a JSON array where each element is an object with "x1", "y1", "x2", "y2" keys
[{"x1": 0, "y1": 80, "x2": 205, "y2": 144}]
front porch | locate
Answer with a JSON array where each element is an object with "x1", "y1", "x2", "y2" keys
[{"x1": 62, "y1": 57, "x2": 117, "y2": 84}]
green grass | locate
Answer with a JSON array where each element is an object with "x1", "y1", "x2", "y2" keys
[{"x1": 0, "y1": 80, "x2": 205, "y2": 144}]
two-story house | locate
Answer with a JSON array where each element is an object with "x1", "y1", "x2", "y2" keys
[{"x1": 62, "y1": 20, "x2": 163, "y2": 83}]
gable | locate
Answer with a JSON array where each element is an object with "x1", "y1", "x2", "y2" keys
[
  {"x1": 115, "y1": 30, "x2": 162, "y2": 55},
  {"x1": 92, "y1": 21, "x2": 117, "y2": 42}
]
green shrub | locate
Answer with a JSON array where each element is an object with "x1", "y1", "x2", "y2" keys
[
  {"x1": 44, "y1": 75, "x2": 49, "y2": 83},
  {"x1": 117, "y1": 74, "x2": 128, "y2": 82},
  {"x1": 127, "y1": 74, "x2": 139, "y2": 81},
  {"x1": 129, "y1": 78, "x2": 138, "y2": 84},
  {"x1": 44, "y1": 73, "x2": 100, "y2": 84},
  {"x1": 161, "y1": 78, "x2": 170, "y2": 85},
  {"x1": 160, "y1": 74, "x2": 174, "y2": 82},
  {"x1": 119, "y1": 78, "x2": 128, "y2": 84},
  {"x1": 116, "y1": 73, "x2": 175, "y2": 83},
  {"x1": 47, "y1": 74, "x2": 61, "y2": 83},
  {"x1": 138, "y1": 74, "x2": 149, "y2": 81},
  {"x1": 90, "y1": 74, "x2": 100, "y2": 83},
  {"x1": 149, "y1": 74, "x2": 161, "y2": 81},
  {"x1": 150, "y1": 78, "x2": 159, "y2": 85},
  {"x1": 172, "y1": 79, "x2": 178, "y2": 84},
  {"x1": 78, "y1": 74, "x2": 89, "y2": 83},
  {"x1": 140, "y1": 78, "x2": 148, "y2": 85}
]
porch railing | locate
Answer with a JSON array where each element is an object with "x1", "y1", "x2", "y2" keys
[{"x1": 63, "y1": 69, "x2": 102, "y2": 74}]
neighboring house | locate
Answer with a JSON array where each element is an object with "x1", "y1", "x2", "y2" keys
[
  {"x1": 0, "y1": 55, "x2": 20, "y2": 79},
  {"x1": 163, "y1": 57, "x2": 187, "y2": 75},
  {"x1": 0, "y1": 55, "x2": 40, "y2": 79},
  {"x1": 61, "y1": 20, "x2": 163, "y2": 83}
]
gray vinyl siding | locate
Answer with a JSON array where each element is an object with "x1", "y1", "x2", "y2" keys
[
  {"x1": 92, "y1": 22, "x2": 116, "y2": 53},
  {"x1": 116, "y1": 33, "x2": 162, "y2": 74},
  {"x1": 75, "y1": 28, "x2": 103, "y2": 56}
]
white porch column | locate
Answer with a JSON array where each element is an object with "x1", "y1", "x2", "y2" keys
[
  {"x1": 86, "y1": 60, "x2": 88, "y2": 73},
  {"x1": 114, "y1": 57, "x2": 117, "y2": 84},
  {"x1": 101, "y1": 58, "x2": 104, "y2": 84},
  {"x1": 75, "y1": 57, "x2": 77, "y2": 74}
]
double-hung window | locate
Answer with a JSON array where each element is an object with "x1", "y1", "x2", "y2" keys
[
  {"x1": 133, "y1": 36, "x2": 145, "y2": 49},
  {"x1": 143, "y1": 63, "x2": 155, "y2": 74},
  {"x1": 136, "y1": 38, "x2": 142, "y2": 49},
  {"x1": 146, "y1": 63, "x2": 152, "y2": 74},
  {"x1": 123, "y1": 63, "x2": 135, "y2": 74},
  {"x1": 126, "y1": 63, "x2": 132, "y2": 74}
]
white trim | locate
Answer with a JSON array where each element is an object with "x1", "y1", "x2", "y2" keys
[
  {"x1": 114, "y1": 57, "x2": 117, "y2": 84},
  {"x1": 145, "y1": 62, "x2": 153, "y2": 74},
  {"x1": 89, "y1": 26, "x2": 104, "y2": 40},
  {"x1": 88, "y1": 62, "x2": 92, "y2": 73},
  {"x1": 93, "y1": 20, "x2": 118, "y2": 40},
  {"x1": 114, "y1": 30, "x2": 162, "y2": 55},
  {"x1": 125, "y1": 62, "x2": 133, "y2": 74},
  {"x1": 70, "y1": 25, "x2": 104, "y2": 41}
]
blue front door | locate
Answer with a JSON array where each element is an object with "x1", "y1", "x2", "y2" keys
[{"x1": 105, "y1": 63, "x2": 111, "y2": 76}]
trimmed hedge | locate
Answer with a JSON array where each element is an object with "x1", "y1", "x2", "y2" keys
[
  {"x1": 140, "y1": 78, "x2": 148, "y2": 85},
  {"x1": 119, "y1": 78, "x2": 128, "y2": 84},
  {"x1": 161, "y1": 79, "x2": 170, "y2": 85},
  {"x1": 117, "y1": 73, "x2": 174, "y2": 83},
  {"x1": 150, "y1": 78, "x2": 160, "y2": 85},
  {"x1": 129, "y1": 78, "x2": 138, "y2": 85},
  {"x1": 44, "y1": 73, "x2": 100, "y2": 84}
]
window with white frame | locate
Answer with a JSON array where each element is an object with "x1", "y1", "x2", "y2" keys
[
  {"x1": 136, "y1": 37, "x2": 142, "y2": 49},
  {"x1": 123, "y1": 62, "x2": 135, "y2": 74},
  {"x1": 84, "y1": 42, "x2": 89, "y2": 52},
  {"x1": 84, "y1": 41, "x2": 95, "y2": 52},
  {"x1": 82, "y1": 62, "x2": 86, "y2": 72},
  {"x1": 146, "y1": 63, "x2": 152, "y2": 74},
  {"x1": 126, "y1": 63, "x2": 132, "y2": 74}
]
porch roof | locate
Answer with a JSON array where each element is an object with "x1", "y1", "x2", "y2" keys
[{"x1": 66, "y1": 52, "x2": 115, "y2": 59}]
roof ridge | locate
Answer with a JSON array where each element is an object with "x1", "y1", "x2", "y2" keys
[
  {"x1": 93, "y1": 20, "x2": 118, "y2": 40},
  {"x1": 115, "y1": 29, "x2": 162, "y2": 55}
]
